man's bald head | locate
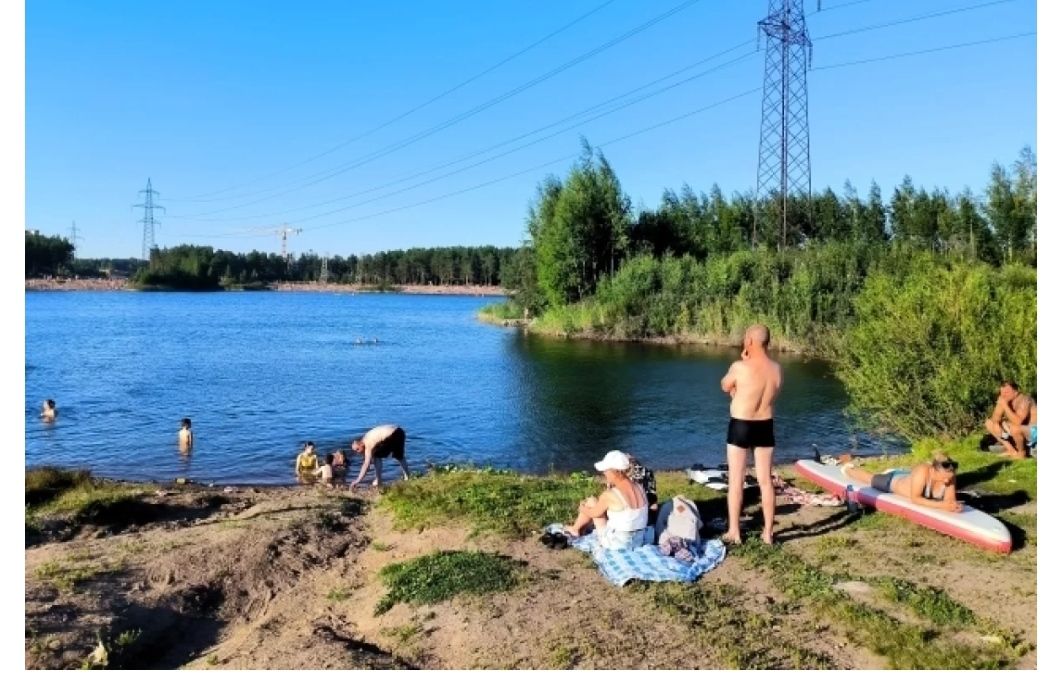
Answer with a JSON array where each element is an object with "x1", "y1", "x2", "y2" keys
[{"x1": 745, "y1": 324, "x2": 770, "y2": 350}]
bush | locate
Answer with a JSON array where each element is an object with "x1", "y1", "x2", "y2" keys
[
  {"x1": 833, "y1": 258, "x2": 1036, "y2": 440},
  {"x1": 375, "y1": 551, "x2": 523, "y2": 615}
]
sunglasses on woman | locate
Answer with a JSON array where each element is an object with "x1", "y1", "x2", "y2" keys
[{"x1": 933, "y1": 459, "x2": 958, "y2": 471}]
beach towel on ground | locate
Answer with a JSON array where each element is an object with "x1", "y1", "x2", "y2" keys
[{"x1": 544, "y1": 524, "x2": 726, "y2": 587}]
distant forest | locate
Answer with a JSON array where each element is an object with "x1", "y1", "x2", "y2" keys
[{"x1": 24, "y1": 236, "x2": 519, "y2": 290}]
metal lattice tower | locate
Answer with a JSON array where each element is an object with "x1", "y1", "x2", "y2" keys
[
  {"x1": 319, "y1": 254, "x2": 329, "y2": 283},
  {"x1": 277, "y1": 223, "x2": 302, "y2": 262},
  {"x1": 67, "y1": 220, "x2": 82, "y2": 257},
  {"x1": 756, "y1": 0, "x2": 815, "y2": 249},
  {"x1": 134, "y1": 178, "x2": 165, "y2": 260}
]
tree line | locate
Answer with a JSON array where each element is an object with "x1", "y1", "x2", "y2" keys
[
  {"x1": 25, "y1": 238, "x2": 520, "y2": 289},
  {"x1": 490, "y1": 141, "x2": 1037, "y2": 441}
]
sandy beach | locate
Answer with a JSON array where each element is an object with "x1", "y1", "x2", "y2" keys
[{"x1": 25, "y1": 458, "x2": 1036, "y2": 669}]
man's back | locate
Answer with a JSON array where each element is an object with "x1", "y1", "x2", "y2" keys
[
  {"x1": 729, "y1": 355, "x2": 782, "y2": 421},
  {"x1": 363, "y1": 424, "x2": 399, "y2": 449}
]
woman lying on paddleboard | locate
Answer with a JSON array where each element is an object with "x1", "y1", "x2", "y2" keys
[{"x1": 838, "y1": 451, "x2": 962, "y2": 513}]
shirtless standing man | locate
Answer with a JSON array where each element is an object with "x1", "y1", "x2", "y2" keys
[
  {"x1": 349, "y1": 424, "x2": 410, "y2": 490},
  {"x1": 720, "y1": 324, "x2": 783, "y2": 545},
  {"x1": 985, "y1": 380, "x2": 1037, "y2": 459}
]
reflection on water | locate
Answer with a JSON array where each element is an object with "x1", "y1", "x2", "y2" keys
[{"x1": 25, "y1": 292, "x2": 903, "y2": 484}]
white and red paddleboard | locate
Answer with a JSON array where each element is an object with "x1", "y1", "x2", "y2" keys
[{"x1": 793, "y1": 459, "x2": 1012, "y2": 554}]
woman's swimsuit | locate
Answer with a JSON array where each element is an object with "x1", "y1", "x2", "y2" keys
[
  {"x1": 871, "y1": 468, "x2": 946, "y2": 499},
  {"x1": 598, "y1": 486, "x2": 649, "y2": 551}
]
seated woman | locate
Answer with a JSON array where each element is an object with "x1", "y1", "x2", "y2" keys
[
  {"x1": 838, "y1": 451, "x2": 962, "y2": 513},
  {"x1": 564, "y1": 450, "x2": 649, "y2": 550}
]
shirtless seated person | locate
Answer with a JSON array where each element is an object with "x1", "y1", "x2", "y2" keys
[
  {"x1": 839, "y1": 451, "x2": 962, "y2": 513},
  {"x1": 985, "y1": 380, "x2": 1037, "y2": 459}
]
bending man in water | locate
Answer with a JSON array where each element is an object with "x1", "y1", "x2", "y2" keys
[
  {"x1": 839, "y1": 451, "x2": 962, "y2": 513},
  {"x1": 720, "y1": 324, "x2": 782, "y2": 545},
  {"x1": 349, "y1": 424, "x2": 410, "y2": 490}
]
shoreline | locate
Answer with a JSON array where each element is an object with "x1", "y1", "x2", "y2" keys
[
  {"x1": 25, "y1": 456, "x2": 1037, "y2": 669},
  {"x1": 25, "y1": 278, "x2": 507, "y2": 297}
]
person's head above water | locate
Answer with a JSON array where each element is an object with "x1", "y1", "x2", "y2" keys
[
  {"x1": 324, "y1": 453, "x2": 335, "y2": 466},
  {"x1": 44, "y1": 399, "x2": 55, "y2": 410},
  {"x1": 304, "y1": 441, "x2": 316, "y2": 452},
  {"x1": 744, "y1": 324, "x2": 770, "y2": 353},
  {"x1": 181, "y1": 417, "x2": 191, "y2": 430}
]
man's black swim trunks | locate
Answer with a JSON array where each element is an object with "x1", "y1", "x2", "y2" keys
[{"x1": 727, "y1": 418, "x2": 775, "y2": 449}]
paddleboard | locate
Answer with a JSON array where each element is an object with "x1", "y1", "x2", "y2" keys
[{"x1": 794, "y1": 460, "x2": 1011, "y2": 553}]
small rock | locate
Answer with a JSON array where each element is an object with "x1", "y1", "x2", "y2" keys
[
  {"x1": 46, "y1": 638, "x2": 61, "y2": 651},
  {"x1": 223, "y1": 486, "x2": 235, "y2": 494},
  {"x1": 175, "y1": 478, "x2": 188, "y2": 485},
  {"x1": 832, "y1": 580, "x2": 873, "y2": 595}
]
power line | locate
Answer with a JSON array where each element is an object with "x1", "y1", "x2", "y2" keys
[
  {"x1": 813, "y1": 30, "x2": 1034, "y2": 69},
  {"x1": 173, "y1": 41, "x2": 757, "y2": 226},
  {"x1": 290, "y1": 29, "x2": 1033, "y2": 236},
  {"x1": 171, "y1": 0, "x2": 619, "y2": 202},
  {"x1": 176, "y1": 0, "x2": 1023, "y2": 227},
  {"x1": 168, "y1": 26, "x2": 1032, "y2": 243},
  {"x1": 814, "y1": 0, "x2": 1019, "y2": 41},
  {"x1": 172, "y1": 0, "x2": 706, "y2": 217}
]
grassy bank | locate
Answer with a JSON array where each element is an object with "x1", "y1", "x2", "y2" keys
[{"x1": 25, "y1": 446, "x2": 1036, "y2": 669}]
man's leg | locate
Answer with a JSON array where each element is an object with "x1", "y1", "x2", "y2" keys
[
  {"x1": 1010, "y1": 425, "x2": 1030, "y2": 459},
  {"x1": 753, "y1": 447, "x2": 775, "y2": 545},
  {"x1": 725, "y1": 444, "x2": 748, "y2": 544},
  {"x1": 372, "y1": 457, "x2": 383, "y2": 487},
  {"x1": 393, "y1": 431, "x2": 410, "y2": 479}
]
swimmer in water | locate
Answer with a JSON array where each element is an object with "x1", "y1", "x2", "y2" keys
[
  {"x1": 40, "y1": 399, "x2": 57, "y2": 422},
  {"x1": 178, "y1": 417, "x2": 194, "y2": 454}
]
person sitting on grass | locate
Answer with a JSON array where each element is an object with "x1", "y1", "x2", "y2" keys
[
  {"x1": 626, "y1": 453, "x2": 659, "y2": 526},
  {"x1": 838, "y1": 451, "x2": 962, "y2": 513},
  {"x1": 985, "y1": 380, "x2": 1037, "y2": 459},
  {"x1": 564, "y1": 450, "x2": 649, "y2": 550}
]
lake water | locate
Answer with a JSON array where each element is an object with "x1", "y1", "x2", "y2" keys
[{"x1": 25, "y1": 292, "x2": 903, "y2": 484}]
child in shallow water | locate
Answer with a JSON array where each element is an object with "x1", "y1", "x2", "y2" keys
[
  {"x1": 178, "y1": 418, "x2": 194, "y2": 453},
  {"x1": 314, "y1": 453, "x2": 336, "y2": 487}
]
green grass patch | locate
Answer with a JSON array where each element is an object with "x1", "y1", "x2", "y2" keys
[
  {"x1": 638, "y1": 581, "x2": 834, "y2": 669},
  {"x1": 736, "y1": 540, "x2": 1020, "y2": 668},
  {"x1": 380, "y1": 623, "x2": 424, "y2": 644},
  {"x1": 375, "y1": 550, "x2": 523, "y2": 615},
  {"x1": 381, "y1": 469, "x2": 596, "y2": 538},
  {"x1": 35, "y1": 558, "x2": 122, "y2": 593},
  {"x1": 477, "y1": 300, "x2": 525, "y2": 323},
  {"x1": 26, "y1": 466, "x2": 94, "y2": 507},
  {"x1": 326, "y1": 587, "x2": 351, "y2": 602},
  {"x1": 655, "y1": 472, "x2": 731, "y2": 509}
]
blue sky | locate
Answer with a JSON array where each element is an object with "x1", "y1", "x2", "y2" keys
[{"x1": 26, "y1": 0, "x2": 1036, "y2": 259}]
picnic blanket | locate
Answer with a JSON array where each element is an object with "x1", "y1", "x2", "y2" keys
[{"x1": 545, "y1": 524, "x2": 726, "y2": 587}]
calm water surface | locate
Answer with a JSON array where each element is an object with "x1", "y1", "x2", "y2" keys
[{"x1": 25, "y1": 292, "x2": 903, "y2": 484}]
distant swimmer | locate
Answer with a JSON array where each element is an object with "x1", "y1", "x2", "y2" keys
[
  {"x1": 295, "y1": 441, "x2": 319, "y2": 474},
  {"x1": 720, "y1": 324, "x2": 783, "y2": 546},
  {"x1": 349, "y1": 424, "x2": 410, "y2": 490},
  {"x1": 40, "y1": 399, "x2": 57, "y2": 422},
  {"x1": 178, "y1": 417, "x2": 194, "y2": 454}
]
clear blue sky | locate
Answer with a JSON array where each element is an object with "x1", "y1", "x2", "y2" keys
[{"x1": 26, "y1": 0, "x2": 1036, "y2": 259}]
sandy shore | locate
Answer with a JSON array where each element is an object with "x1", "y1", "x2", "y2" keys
[
  {"x1": 25, "y1": 279, "x2": 506, "y2": 296},
  {"x1": 273, "y1": 282, "x2": 506, "y2": 296},
  {"x1": 25, "y1": 462, "x2": 1036, "y2": 670},
  {"x1": 25, "y1": 278, "x2": 129, "y2": 291}
]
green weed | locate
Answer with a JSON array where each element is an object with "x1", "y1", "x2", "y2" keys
[{"x1": 375, "y1": 550, "x2": 523, "y2": 616}]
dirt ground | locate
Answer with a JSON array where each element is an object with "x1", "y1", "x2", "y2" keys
[{"x1": 24, "y1": 477, "x2": 1037, "y2": 670}]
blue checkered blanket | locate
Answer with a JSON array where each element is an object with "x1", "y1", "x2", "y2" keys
[{"x1": 545, "y1": 524, "x2": 726, "y2": 587}]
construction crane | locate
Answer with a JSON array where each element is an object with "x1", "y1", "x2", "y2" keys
[{"x1": 247, "y1": 223, "x2": 302, "y2": 261}]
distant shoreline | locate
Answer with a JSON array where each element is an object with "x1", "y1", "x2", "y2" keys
[{"x1": 25, "y1": 278, "x2": 507, "y2": 297}]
